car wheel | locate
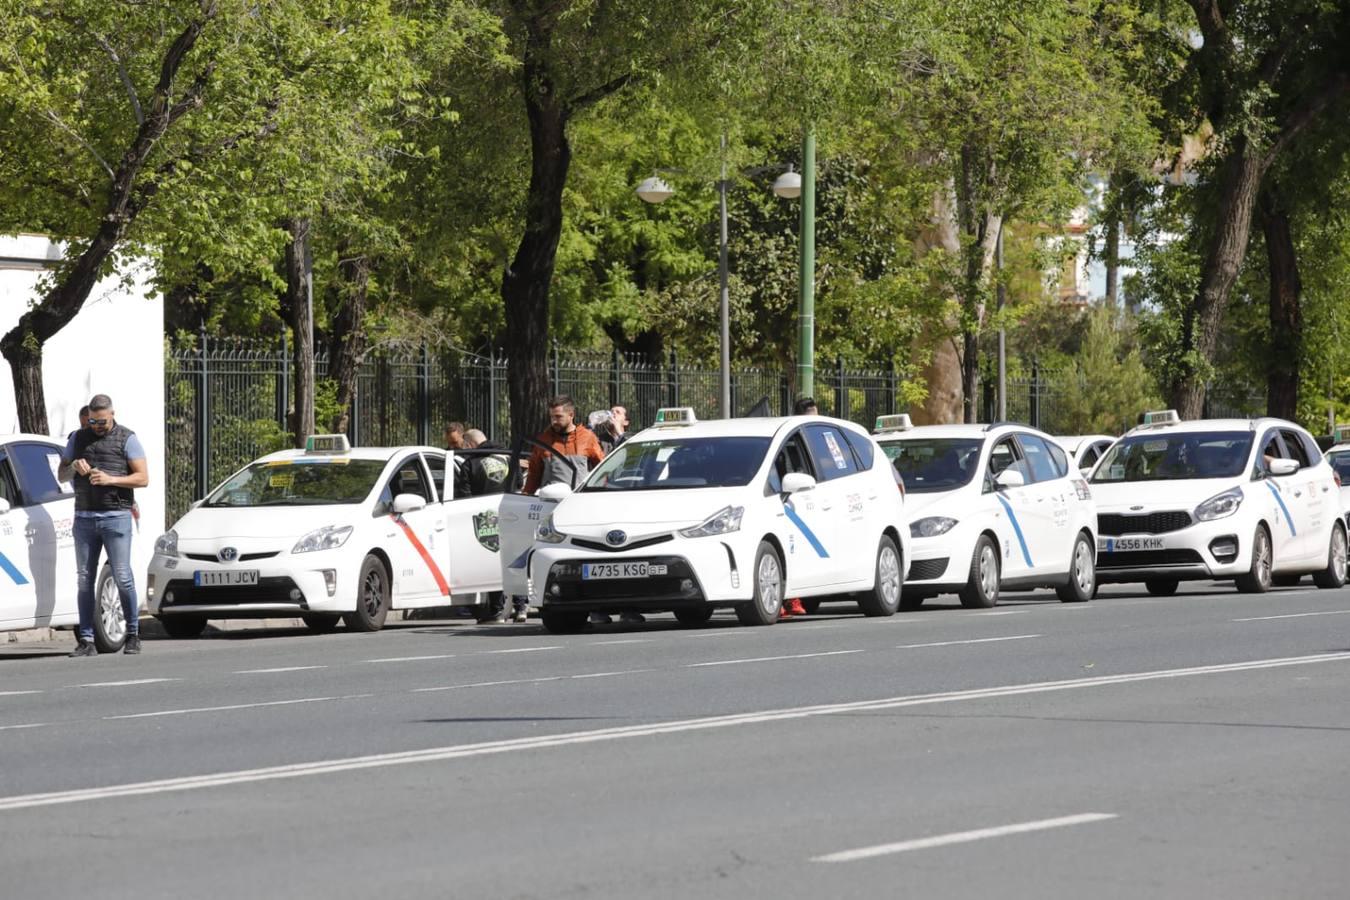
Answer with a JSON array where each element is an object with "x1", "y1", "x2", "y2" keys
[
  {"x1": 858, "y1": 535, "x2": 902, "y2": 617},
  {"x1": 958, "y1": 535, "x2": 1000, "y2": 609},
  {"x1": 91, "y1": 565, "x2": 127, "y2": 653},
  {"x1": 1313, "y1": 524, "x2": 1348, "y2": 590},
  {"x1": 1235, "y1": 525, "x2": 1273, "y2": 594},
  {"x1": 1144, "y1": 578, "x2": 1178, "y2": 596},
  {"x1": 1055, "y1": 531, "x2": 1095, "y2": 603},
  {"x1": 673, "y1": 606, "x2": 716, "y2": 626},
  {"x1": 344, "y1": 555, "x2": 390, "y2": 632},
  {"x1": 157, "y1": 614, "x2": 207, "y2": 639},
  {"x1": 302, "y1": 613, "x2": 342, "y2": 633},
  {"x1": 541, "y1": 609, "x2": 588, "y2": 633},
  {"x1": 736, "y1": 541, "x2": 783, "y2": 626}
]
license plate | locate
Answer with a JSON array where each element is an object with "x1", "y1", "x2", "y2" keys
[
  {"x1": 581, "y1": 562, "x2": 667, "y2": 579},
  {"x1": 194, "y1": 569, "x2": 260, "y2": 587},
  {"x1": 1098, "y1": 537, "x2": 1165, "y2": 552}
]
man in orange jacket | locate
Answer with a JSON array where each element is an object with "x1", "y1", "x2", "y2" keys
[{"x1": 524, "y1": 395, "x2": 606, "y2": 494}]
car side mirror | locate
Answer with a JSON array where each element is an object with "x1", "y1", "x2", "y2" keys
[
  {"x1": 392, "y1": 493, "x2": 427, "y2": 514},
  {"x1": 781, "y1": 472, "x2": 817, "y2": 494},
  {"x1": 995, "y1": 468, "x2": 1025, "y2": 490},
  {"x1": 537, "y1": 482, "x2": 571, "y2": 501},
  {"x1": 1268, "y1": 458, "x2": 1299, "y2": 476}
]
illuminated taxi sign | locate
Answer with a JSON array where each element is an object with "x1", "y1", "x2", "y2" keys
[
  {"x1": 654, "y1": 407, "x2": 697, "y2": 427},
  {"x1": 1141, "y1": 409, "x2": 1180, "y2": 427},
  {"x1": 304, "y1": 434, "x2": 351, "y2": 454},
  {"x1": 1335, "y1": 423, "x2": 1350, "y2": 444},
  {"x1": 874, "y1": 414, "x2": 913, "y2": 434}
]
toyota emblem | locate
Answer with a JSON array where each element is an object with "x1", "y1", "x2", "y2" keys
[
  {"x1": 218, "y1": 546, "x2": 239, "y2": 563},
  {"x1": 605, "y1": 530, "x2": 627, "y2": 546}
]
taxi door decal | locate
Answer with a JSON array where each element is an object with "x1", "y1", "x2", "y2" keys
[
  {"x1": 994, "y1": 495, "x2": 1033, "y2": 567},
  {"x1": 0, "y1": 551, "x2": 29, "y2": 585},
  {"x1": 782, "y1": 503, "x2": 830, "y2": 558},
  {"x1": 1264, "y1": 481, "x2": 1296, "y2": 536},
  {"x1": 390, "y1": 515, "x2": 451, "y2": 595}
]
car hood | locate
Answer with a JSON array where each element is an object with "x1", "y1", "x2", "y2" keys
[
  {"x1": 1089, "y1": 478, "x2": 1244, "y2": 514},
  {"x1": 172, "y1": 504, "x2": 368, "y2": 542},
  {"x1": 552, "y1": 486, "x2": 748, "y2": 537}
]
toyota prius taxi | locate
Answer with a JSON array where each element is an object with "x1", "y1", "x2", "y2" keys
[
  {"x1": 874, "y1": 415, "x2": 1098, "y2": 608},
  {"x1": 146, "y1": 435, "x2": 542, "y2": 636},
  {"x1": 1090, "y1": 411, "x2": 1347, "y2": 594},
  {"x1": 524, "y1": 409, "x2": 908, "y2": 633}
]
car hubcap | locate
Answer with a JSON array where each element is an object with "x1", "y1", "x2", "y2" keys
[
  {"x1": 758, "y1": 554, "x2": 782, "y2": 614},
  {"x1": 100, "y1": 578, "x2": 125, "y2": 643},
  {"x1": 879, "y1": 546, "x2": 900, "y2": 605},
  {"x1": 1333, "y1": 530, "x2": 1347, "y2": 578},
  {"x1": 363, "y1": 568, "x2": 385, "y2": 617},
  {"x1": 1256, "y1": 533, "x2": 1271, "y2": 585},
  {"x1": 980, "y1": 546, "x2": 998, "y2": 598},
  {"x1": 1075, "y1": 540, "x2": 1094, "y2": 594}
]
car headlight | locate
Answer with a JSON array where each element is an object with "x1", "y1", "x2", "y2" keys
[
  {"x1": 910, "y1": 516, "x2": 958, "y2": 538},
  {"x1": 1195, "y1": 487, "x2": 1244, "y2": 522},
  {"x1": 678, "y1": 506, "x2": 745, "y2": 538},
  {"x1": 536, "y1": 517, "x2": 567, "y2": 544},
  {"x1": 292, "y1": 525, "x2": 354, "y2": 553},
  {"x1": 154, "y1": 530, "x2": 179, "y2": 557}
]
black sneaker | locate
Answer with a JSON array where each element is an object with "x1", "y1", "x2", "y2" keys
[
  {"x1": 123, "y1": 635, "x2": 142, "y2": 655},
  {"x1": 69, "y1": 642, "x2": 98, "y2": 658}
]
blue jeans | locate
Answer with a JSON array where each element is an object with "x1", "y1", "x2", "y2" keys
[{"x1": 74, "y1": 514, "x2": 138, "y2": 642}]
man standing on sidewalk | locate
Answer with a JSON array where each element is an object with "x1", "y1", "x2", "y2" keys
[{"x1": 59, "y1": 394, "x2": 149, "y2": 656}]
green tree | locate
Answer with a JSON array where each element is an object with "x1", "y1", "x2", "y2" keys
[{"x1": 1061, "y1": 304, "x2": 1161, "y2": 434}]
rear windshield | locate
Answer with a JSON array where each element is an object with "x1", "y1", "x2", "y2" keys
[
  {"x1": 581, "y1": 437, "x2": 770, "y2": 491},
  {"x1": 881, "y1": 438, "x2": 983, "y2": 493},
  {"x1": 1091, "y1": 432, "x2": 1253, "y2": 482},
  {"x1": 205, "y1": 459, "x2": 386, "y2": 506}
]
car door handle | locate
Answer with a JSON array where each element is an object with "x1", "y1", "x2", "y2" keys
[
  {"x1": 434, "y1": 523, "x2": 446, "y2": 532},
  {"x1": 1293, "y1": 490, "x2": 1302, "y2": 497}
]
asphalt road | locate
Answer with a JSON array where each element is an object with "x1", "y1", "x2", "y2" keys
[{"x1": 3, "y1": 581, "x2": 1350, "y2": 899}]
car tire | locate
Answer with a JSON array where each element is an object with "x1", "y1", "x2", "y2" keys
[
  {"x1": 1055, "y1": 531, "x2": 1095, "y2": 603},
  {"x1": 1313, "y1": 524, "x2": 1348, "y2": 590},
  {"x1": 344, "y1": 555, "x2": 391, "y2": 632},
  {"x1": 157, "y1": 614, "x2": 207, "y2": 639},
  {"x1": 91, "y1": 565, "x2": 128, "y2": 653},
  {"x1": 1144, "y1": 578, "x2": 1178, "y2": 596},
  {"x1": 858, "y1": 535, "x2": 902, "y2": 617},
  {"x1": 736, "y1": 541, "x2": 783, "y2": 626},
  {"x1": 673, "y1": 606, "x2": 716, "y2": 626},
  {"x1": 541, "y1": 609, "x2": 588, "y2": 633},
  {"x1": 1235, "y1": 525, "x2": 1273, "y2": 594},
  {"x1": 958, "y1": 535, "x2": 1000, "y2": 609},
  {"x1": 302, "y1": 613, "x2": 342, "y2": 633}
]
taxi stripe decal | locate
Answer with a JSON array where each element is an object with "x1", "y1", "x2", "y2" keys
[
  {"x1": 0, "y1": 551, "x2": 29, "y2": 586},
  {"x1": 391, "y1": 516, "x2": 451, "y2": 596},
  {"x1": 1264, "y1": 482, "x2": 1296, "y2": 536},
  {"x1": 994, "y1": 495, "x2": 1034, "y2": 567},
  {"x1": 782, "y1": 505, "x2": 830, "y2": 558}
]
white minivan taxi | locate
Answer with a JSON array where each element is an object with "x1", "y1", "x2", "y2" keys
[
  {"x1": 874, "y1": 416, "x2": 1098, "y2": 608},
  {"x1": 1089, "y1": 411, "x2": 1346, "y2": 594},
  {"x1": 524, "y1": 409, "x2": 908, "y2": 633}
]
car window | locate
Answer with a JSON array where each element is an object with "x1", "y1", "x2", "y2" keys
[
  {"x1": 1279, "y1": 430, "x2": 1312, "y2": 468},
  {"x1": 987, "y1": 437, "x2": 1022, "y2": 476},
  {"x1": 388, "y1": 455, "x2": 433, "y2": 502},
  {"x1": 0, "y1": 454, "x2": 19, "y2": 509},
  {"x1": 207, "y1": 459, "x2": 386, "y2": 508},
  {"x1": 803, "y1": 425, "x2": 859, "y2": 481},
  {"x1": 774, "y1": 434, "x2": 816, "y2": 481},
  {"x1": 582, "y1": 437, "x2": 771, "y2": 491},
  {"x1": 884, "y1": 438, "x2": 982, "y2": 493},
  {"x1": 1092, "y1": 431, "x2": 1254, "y2": 482},
  {"x1": 422, "y1": 452, "x2": 447, "y2": 501},
  {"x1": 1080, "y1": 445, "x2": 1100, "y2": 469},
  {"x1": 9, "y1": 442, "x2": 73, "y2": 506},
  {"x1": 1017, "y1": 434, "x2": 1061, "y2": 483},
  {"x1": 841, "y1": 428, "x2": 875, "y2": 471},
  {"x1": 1328, "y1": 451, "x2": 1350, "y2": 482},
  {"x1": 1045, "y1": 439, "x2": 1070, "y2": 477}
]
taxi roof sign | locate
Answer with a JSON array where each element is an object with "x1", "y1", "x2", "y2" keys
[
  {"x1": 874, "y1": 413, "x2": 913, "y2": 434},
  {"x1": 1335, "y1": 423, "x2": 1350, "y2": 444},
  {"x1": 304, "y1": 434, "x2": 351, "y2": 454},
  {"x1": 1141, "y1": 409, "x2": 1180, "y2": 427},
  {"x1": 653, "y1": 407, "x2": 697, "y2": 427}
]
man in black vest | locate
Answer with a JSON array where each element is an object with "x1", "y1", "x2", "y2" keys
[{"x1": 59, "y1": 394, "x2": 149, "y2": 656}]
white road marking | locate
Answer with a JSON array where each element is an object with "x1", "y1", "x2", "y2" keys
[
  {"x1": 812, "y1": 813, "x2": 1119, "y2": 862},
  {"x1": 1233, "y1": 610, "x2": 1350, "y2": 622},
  {"x1": 0, "y1": 723, "x2": 46, "y2": 732},
  {"x1": 234, "y1": 666, "x2": 328, "y2": 674},
  {"x1": 898, "y1": 635, "x2": 1042, "y2": 649},
  {"x1": 104, "y1": 696, "x2": 366, "y2": 720},
  {"x1": 481, "y1": 646, "x2": 562, "y2": 654},
  {"x1": 5, "y1": 651, "x2": 1348, "y2": 811},
  {"x1": 362, "y1": 654, "x2": 456, "y2": 663},
  {"x1": 0, "y1": 691, "x2": 42, "y2": 697},
  {"x1": 590, "y1": 639, "x2": 652, "y2": 646},
  {"x1": 78, "y1": 678, "x2": 177, "y2": 688},
  {"x1": 979, "y1": 610, "x2": 1028, "y2": 616},
  {"x1": 412, "y1": 677, "x2": 563, "y2": 693},
  {"x1": 569, "y1": 669, "x2": 653, "y2": 680},
  {"x1": 686, "y1": 650, "x2": 865, "y2": 668}
]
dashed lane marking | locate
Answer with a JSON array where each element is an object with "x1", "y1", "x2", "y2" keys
[
  {"x1": 0, "y1": 691, "x2": 42, "y2": 697},
  {"x1": 685, "y1": 650, "x2": 865, "y2": 668},
  {"x1": 898, "y1": 635, "x2": 1042, "y2": 649},
  {"x1": 234, "y1": 666, "x2": 328, "y2": 674},
  {"x1": 480, "y1": 647, "x2": 562, "y2": 654},
  {"x1": 103, "y1": 695, "x2": 370, "y2": 721},
  {"x1": 813, "y1": 813, "x2": 1119, "y2": 862},
  {"x1": 1233, "y1": 610, "x2": 1350, "y2": 622},
  {"x1": 362, "y1": 655, "x2": 456, "y2": 663},
  {"x1": 78, "y1": 679, "x2": 177, "y2": 688}
]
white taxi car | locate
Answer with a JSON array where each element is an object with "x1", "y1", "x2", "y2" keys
[
  {"x1": 147, "y1": 436, "x2": 543, "y2": 636},
  {"x1": 875, "y1": 416, "x2": 1098, "y2": 608},
  {"x1": 1056, "y1": 434, "x2": 1117, "y2": 475},
  {"x1": 524, "y1": 409, "x2": 908, "y2": 633},
  {"x1": 1090, "y1": 411, "x2": 1347, "y2": 594},
  {"x1": 1326, "y1": 425, "x2": 1350, "y2": 537},
  {"x1": 0, "y1": 435, "x2": 130, "y2": 651}
]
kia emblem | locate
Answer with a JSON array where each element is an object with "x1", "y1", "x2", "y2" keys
[
  {"x1": 218, "y1": 546, "x2": 238, "y2": 563},
  {"x1": 605, "y1": 530, "x2": 627, "y2": 546}
]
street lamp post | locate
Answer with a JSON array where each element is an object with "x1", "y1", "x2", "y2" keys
[{"x1": 769, "y1": 134, "x2": 815, "y2": 401}]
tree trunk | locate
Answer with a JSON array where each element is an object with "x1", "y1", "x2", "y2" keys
[
  {"x1": 911, "y1": 179, "x2": 963, "y2": 426},
  {"x1": 1104, "y1": 216, "x2": 1120, "y2": 308},
  {"x1": 501, "y1": 26, "x2": 571, "y2": 442},
  {"x1": 327, "y1": 251, "x2": 370, "y2": 435},
  {"x1": 285, "y1": 218, "x2": 315, "y2": 446},
  {"x1": 1259, "y1": 188, "x2": 1301, "y2": 419},
  {"x1": 1169, "y1": 146, "x2": 1268, "y2": 418}
]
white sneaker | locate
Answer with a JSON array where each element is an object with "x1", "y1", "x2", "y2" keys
[{"x1": 512, "y1": 608, "x2": 529, "y2": 623}]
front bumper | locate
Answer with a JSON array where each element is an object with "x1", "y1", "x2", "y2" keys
[
  {"x1": 903, "y1": 528, "x2": 977, "y2": 592},
  {"x1": 146, "y1": 550, "x2": 358, "y2": 617},
  {"x1": 1094, "y1": 513, "x2": 1248, "y2": 584},
  {"x1": 528, "y1": 538, "x2": 753, "y2": 611}
]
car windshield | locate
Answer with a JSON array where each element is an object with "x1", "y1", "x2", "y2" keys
[
  {"x1": 581, "y1": 437, "x2": 770, "y2": 491},
  {"x1": 1090, "y1": 431, "x2": 1253, "y2": 482},
  {"x1": 881, "y1": 438, "x2": 983, "y2": 493},
  {"x1": 204, "y1": 459, "x2": 386, "y2": 507},
  {"x1": 1328, "y1": 451, "x2": 1350, "y2": 483}
]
